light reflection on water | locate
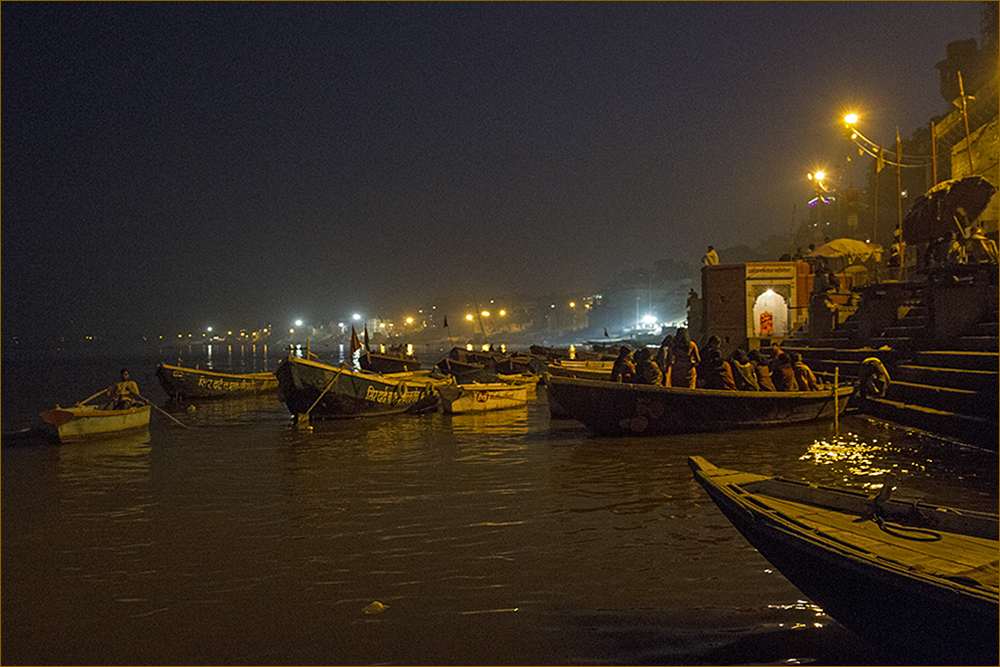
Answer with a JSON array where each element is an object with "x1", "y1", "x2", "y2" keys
[{"x1": 2, "y1": 349, "x2": 997, "y2": 665}]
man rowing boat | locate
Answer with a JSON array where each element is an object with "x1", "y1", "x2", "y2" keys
[{"x1": 105, "y1": 369, "x2": 143, "y2": 409}]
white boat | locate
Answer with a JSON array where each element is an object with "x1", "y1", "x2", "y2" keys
[
  {"x1": 40, "y1": 404, "x2": 152, "y2": 442},
  {"x1": 437, "y1": 380, "x2": 531, "y2": 413}
]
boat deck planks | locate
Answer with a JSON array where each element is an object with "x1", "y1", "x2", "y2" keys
[{"x1": 752, "y1": 493, "x2": 999, "y2": 582}]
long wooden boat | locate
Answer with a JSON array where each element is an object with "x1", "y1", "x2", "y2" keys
[
  {"x1": 689, "y1": 456, "x2": 998, "y2": 664},
  {"x1": 434, "y1": 356, "x2": 495, "y2": 384},
  {"x1": 155, "y1": 363, "x2": 278, "y2": 400},
  {"x1": 544, "y1": 375, "x2": 853, "y2": 435},
  {"x1": 437, "y1": 380, "x2": 532, "y2": 413},
  {"x1": 275, "y1": 354, "x2": 452, "y2": 420},
  {"x1": 545, "y1": 359, "x2": 615, "y2": 381},
  {"x1": 40, "y1": 404, "x2": 151, "y2": 442},
  {"x1": 358, "y1": 350, "x2": 421, "y2": 374},
  {"x1": 530, "y1": 344, "x2": 614, "y2": 361}
]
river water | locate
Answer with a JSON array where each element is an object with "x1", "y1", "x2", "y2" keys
[{"x1": 2, "y1": 345, "x2": 997, "y2": 665}]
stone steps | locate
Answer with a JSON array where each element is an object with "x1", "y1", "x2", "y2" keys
[{"x1": 861, "y1": 398, "x2": 997, "y2": 450}]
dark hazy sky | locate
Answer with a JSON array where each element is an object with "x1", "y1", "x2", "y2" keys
[{"x1": 2, "y1": 2, "x2": 985, "y2": 341}]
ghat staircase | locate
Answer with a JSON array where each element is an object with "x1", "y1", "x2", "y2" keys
[{"x1": 781, "y1": 264, "x2": 999, "y2": 450}]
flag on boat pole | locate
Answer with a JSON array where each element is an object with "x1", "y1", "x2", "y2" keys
[
  {"x1": 350, "y1": 326, "x2": 362, "y2": 357},
  {"x1": 443, "y1": 316, "x2": 449, "y2": 329},
  {"x1": 363, "y1": 324, "x2": 371, "y2": 352}
]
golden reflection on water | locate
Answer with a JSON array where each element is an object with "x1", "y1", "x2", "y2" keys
[
  {"x1": 799, "y1": 431, "x2": 894, "y2": 484},
  {"x1": 448, "y1": 406, "x2": 530, "y2": 436}
]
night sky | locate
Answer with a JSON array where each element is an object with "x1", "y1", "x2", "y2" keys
[{"x1": 2, "y1": 2, "x2": 984, "y2": 343}]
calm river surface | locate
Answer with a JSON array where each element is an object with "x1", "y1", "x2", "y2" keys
[{"x1": 2, "y1": 345, "x2": 997, "y2": 665}]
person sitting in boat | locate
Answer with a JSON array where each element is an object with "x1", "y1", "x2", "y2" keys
[
  {"x1": 610, "y1": 345, "x2": 636, "y2": 383},
  {"x1": 729, "y1": 349, "x2": 759, "y2": 391},
  {"x1": 664, "y1": 328, "x2": 700, "y2": 389},
  {"x1": 791, "y1": 353, "x2": 820, "y2": 391},
  {"x1": 697, "y1": 336, "x2": 736, "y2": 390},
  {"x1": 106, "y1": 369, "x2": 142, "y2": 409},
  {"x1": 770, "y1": 352, "x2": 799, "y2": 392},
  {"x1": 634, "y1": 347, "x2": 662, "y2": 385},
  {"x1": 747, "y1": 350, "x2": 777, "y2": 391}
]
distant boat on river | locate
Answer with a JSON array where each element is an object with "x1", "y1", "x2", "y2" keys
[
  {"x1": 689, "y1": 456, "x2": 999, "y2": 665},
  {"x1": 155, "y1": 363, "x2": 278, "y2": 400}
]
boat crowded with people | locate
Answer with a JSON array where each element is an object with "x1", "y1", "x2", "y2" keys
[{"x1": 545, "y1": 374, "x2": 852, "y2": 435}]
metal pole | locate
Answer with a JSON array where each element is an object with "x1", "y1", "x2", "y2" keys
[
  {"x1": 957, "y1": 71, "x2": 975, "y2": 175},
  {"x1": 833, "y1": 367, "x2": 839, "y2": 436}
]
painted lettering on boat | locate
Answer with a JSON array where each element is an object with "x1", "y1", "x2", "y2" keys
[
  {"x1": 475, "y1": 391, "x2": 518, "y2": 402},
  {"x1": 197, "y1": 378, "x2": 256, "y2": 391},
  {"x1": 364, "y1": 385, "x2": 422, "y2": 405}
]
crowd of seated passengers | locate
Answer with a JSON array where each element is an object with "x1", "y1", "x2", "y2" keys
[{"x1": 609, "y1": 336, "x2": 823, "y2": 392}]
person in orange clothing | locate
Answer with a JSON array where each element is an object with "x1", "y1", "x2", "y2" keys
[
  {"x1": 792, "y1": 353, "x2": 820, "y2": 391},
  {"x1": 665, "y1": 328, "x2": 700, "y2": 389}
]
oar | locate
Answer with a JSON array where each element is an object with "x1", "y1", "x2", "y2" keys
[
  {"x1": 76, "y1": 387, "x2": 111, "y2": 406},
  {"x1": 136, "y1": 393, "x2": 190, "y2": 429}
]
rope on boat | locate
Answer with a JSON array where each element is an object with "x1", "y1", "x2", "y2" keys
[{"x1": 855, "y1": 475, "x2": 942, "y2": 541}]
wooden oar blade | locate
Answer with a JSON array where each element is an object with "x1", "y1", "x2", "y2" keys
[{"x1": 40, "y1": 409, "x2": 75, "y2": 427}]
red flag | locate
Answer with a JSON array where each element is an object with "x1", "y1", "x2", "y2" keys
[{"x1": 350, "y1": 326, "x2": 362, "y2": 356}]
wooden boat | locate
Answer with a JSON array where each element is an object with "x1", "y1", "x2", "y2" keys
[
  {"x1": 275, "y1": 354, "x2": 452, "y2": 420},
  {"x1": 494, "y1": 353, "x2": 546, "y2": 376},
  {"x1": 40, "y1": 403, "x2": 151, "y2": 442},
  {"x1": 689, "y1": 456, "x2": 998, "y2": 664},
  {"x1": 358, "y1": 349, "x2": 421, "y2": 374},
  {"x1": 437, "y1": 380, "x2": 532, "y2": 413},
  {"x1": 529, "y1": 344, "x2": 614, "y2": 361},
  {"x1": 545, "y1": 359, "x2": 615, "y2": 381},
  {"x1": 544, "y1": 375, "x2": 853, "y2": 435},
  {"x1": 435, "y1": 356, "x2": 495, "y2": 384},
  {"x1": 155, "y1": 362, "x2": 278, "y2": 400}
]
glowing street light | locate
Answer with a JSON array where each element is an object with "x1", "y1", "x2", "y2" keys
[{"x1": 465, "y1": 314, "x2": 474, "y2": 321}]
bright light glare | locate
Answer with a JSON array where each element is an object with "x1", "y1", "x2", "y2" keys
[
  {"x1": 352, "y1": 313, "x2": 361, "y2": 320},
  {"x1": 642, "y1": 315, "x2": 657, "y2": 325},
  {"x1": 406, "y1": 317, "x2": 414, "y2": 324},
  {"x1": 844, "y1": 113, "x2": 858, "y2": 125},
  {"x1": 466, "y1": 314, "x2": 474, "y2": 321},
  {"x1": 481, "y1": 310, "x2": 490, "y2": 318},
  {"x1": 295, "y1": 319, "x2": 303, "y2": 326},
  {"x1": 814, "y1": 171, "x2": 825, "y2": 181}
]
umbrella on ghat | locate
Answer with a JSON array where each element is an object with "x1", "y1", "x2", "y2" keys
[
  {"x1": 806, "y1": 238, "x2": 883, "y2": 263},
  {"x1": 902, "y1": 176, "x2": 996, "y2": 245}
]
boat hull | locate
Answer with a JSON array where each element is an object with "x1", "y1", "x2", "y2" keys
[
  {"x1": 275, "y1": 355, "x2": 450, "y2": 419},
  {"x1": 545, "y1": 375, "x2": 853, "y2": 435},
  {"x1": 689, "y1": 457, "x2": 999, "y2": 664},
  {"x1": 438, "y1": 381, "x2": 530, "y2": 413},
  {"x1": 40, "y1": 404, "x2": 152, "y2": 442},
  {"x1": 359, "y1": 352, "x2": 421, "y2": 374},
  {"x1": 156, "y1": 363, "x2": 278, "y2": 400}
]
